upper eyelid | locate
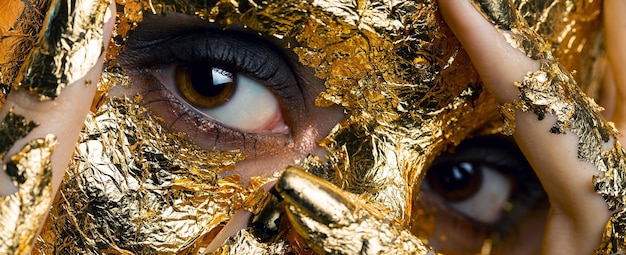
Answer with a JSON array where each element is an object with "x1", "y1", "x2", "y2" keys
[
  {"x1": 117, "y1": 19, "x2": 306, "y2": 103},
  {"x1": 120, "y1": 24, "x2": 302, "y2": 88}
]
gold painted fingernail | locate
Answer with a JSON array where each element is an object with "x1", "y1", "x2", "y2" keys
[{"x1": 275, "y1": 167, "x2": 355, "y2": 225}]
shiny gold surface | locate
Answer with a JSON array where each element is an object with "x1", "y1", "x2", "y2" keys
[
  {"x1": 212, "y1": 229, "x2": 292, "y2": 255},
  {"x1": 35, "y1": 96, "x2": 248, "y2": 254},
  {"x1": 277, "y1": 167, "x2": 436, "y2": 254},
  {"x1": 0, "y1": 0, "x2": 51, "y2": 106},
  {"x1": 594, "y1": 145, "x2": 626, "y2": 254},
  {"x1": 11, "y1": 0, "x2": 613, "y2": 254},
  {"x1": 15, "y1": 0, "x2": 111, "y2": 100},
  {"x1": 0, "y1": 109, "x2": 42, "y2": 253},
  {"x1": 0, "y1": 109, "x2": 39, "y2": 156},
  {"x1": 514, "y1": 0, "x2": 605, "y2": 98},
  {"x1": 0, "y1": 135, "x2": 57, "y2": 254}
]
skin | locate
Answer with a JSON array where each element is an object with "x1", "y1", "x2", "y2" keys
[
  {"x1": 0, "y1": 1, "x2": 116, "y2": 197},
  {"x1": 605, "y1": 0, "x2": 626, "y2": 146},
  {"x1": 1, "y1": 0, "x2": 622, "y2": 253},
  {"x1": 439, "y1": 0, "x2": 619, "y2": 254}
]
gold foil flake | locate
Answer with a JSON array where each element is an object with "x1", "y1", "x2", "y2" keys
[
  {"x1": 0, "y1": 135, "x2": 58, "y2": 254},
  {"x1": 504, "y1": 58, "x2": 626, "y2": 255},
  {"x1": 593, "y1": 142, "x2": 626, "y2": 254},
  {"x1": 474, "y1": 0, "x2": 605, "y2": 96},
  {"x1": 509, "y1": 61, "x2": 616, "y2": 162},
  {"x1": 276, "y1": 167, "x2": 435, "y2": 255},
  {"x1": 0, "y1": 0, "x2": 51, "y2": 106},
  {"x1": 595, "y1": 208, "x2": 626, "y2": 254},
  {"x1": 211, "y1": 229, "x2": 291, "y2": 255},
  {"x1": 105, "y1": 0, "x2": 143, "y2": 60},
  {"x1": 513, "y1": 0, "x2": 604, "y2": 97},
  {"x1": 35, "y1": 96, "x2": 248, "y2": 254},
  {"x1": 0, "y1": 108, "x2": 39, "y2": 158},
  {"x1": 470, "y1": 0, "x2": 517, "y2": 30},
  {"x1": 15, "y1": 0, "x2": 110, "y2": 100}
]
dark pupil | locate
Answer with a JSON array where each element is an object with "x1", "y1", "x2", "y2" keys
[
  {"x1": 189, "y1": 66, "x2": 233, "y2": 97},
  {"x1": 426, "y1": 161, "x2": 483, "y2": 202}
]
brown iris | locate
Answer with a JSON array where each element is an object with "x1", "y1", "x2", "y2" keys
[
  {"x1": 175, "y1": 65, "x2": 236, "y2": 108},
  {"x1": 426, "y1": 161, "x2": 483, "y2": 202}
]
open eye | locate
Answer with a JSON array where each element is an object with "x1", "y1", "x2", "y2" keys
[
  {"x1": 152, "y1": 65, "x2": 288, "y2": 134},
  {"x1": 426, "y1": 160, "x2": 511, "y2": 224},
  {"x1": 114, "y1": 13, "x2": 344, "y2": 178},
  {"x1": 420, "y1": 135, "x2": 547, "y2": 253}
]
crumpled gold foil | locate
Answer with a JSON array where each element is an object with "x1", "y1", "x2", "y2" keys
[
  {"x1": 0, "y1": 109, "x2": 39, "y2": 156},
  {"x1": 0, "y1": 0, "x2": 51, "y2": 107},
  {"x1": 35, "y1": 96, "x2": 249, "y2": 254},
  {"x1": 29, "y1": 0, "x2": 611, "y2": 254},
  {"x1": 212, "y1": 230, "x2": 292, "y2": 255},
  {"x1": 1, "y1": 135, "x2": 58, "y2": 254},
  {"x1": 594, "y1": 145, "x2": 626, "y2": 254},
  {"x1": 14, "y1": 0, "x2": 110, "y2": 100},
  {"x1": 513, "y1": 0, "x2": 605, "y2": 98}
]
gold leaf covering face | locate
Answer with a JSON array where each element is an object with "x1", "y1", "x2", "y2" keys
[{"x1": 0, "y1": 0, "x2": 607, "y2": 254}]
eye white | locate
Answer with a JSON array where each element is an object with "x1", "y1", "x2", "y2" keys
[
  {"x1": 448, "y1": 165, "x2": 512, "y2": 224},
  {"x1": 202, "y1": 74, "x2": 287, "y2": 133},
  {"x1": 153, "y1": 66, "x2": 289, "y2": 133}
]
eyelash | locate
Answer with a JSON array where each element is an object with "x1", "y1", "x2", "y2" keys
[{"x1": 118, "y1": 27, "x2": 304, "y2": 152}]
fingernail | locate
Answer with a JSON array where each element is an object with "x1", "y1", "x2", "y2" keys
[{"x1": 275, "y1": 167, "x2": 355, "y2": 226}]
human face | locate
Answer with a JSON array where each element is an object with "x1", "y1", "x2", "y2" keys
[{"x1": 0, "y1": 0, "x2": 616, "y2": 254}]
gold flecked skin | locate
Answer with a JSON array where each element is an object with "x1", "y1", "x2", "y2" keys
[
  {"x1": 473, "y1": 0, "x2": 626, "y2": 253},
  {"x1": 0, "y1": 0, "x2": 108, "y2": 253},
  {"x1": 0, "y1": 0, "x2": 615, "y2": 254}
]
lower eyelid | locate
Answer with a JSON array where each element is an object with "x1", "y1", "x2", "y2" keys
[{"x1": 110, "y1": 71, "x2": 297, "y2": 158}]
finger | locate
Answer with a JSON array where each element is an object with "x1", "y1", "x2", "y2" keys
[
  {"x1": 604, "y1": 0, "x2": 626, "y2": 141},
  {"x1": 0, "y1": 0, "x2": 115, "y2": 196},
  {"x1": 275, "y1": 167, "x2": 434, "y2": 254},
  {"x1": 0, "y1": 1, "x2": 115, "y2": 252},
  {"x1": 438, "y1": 0, "x2": 539, "y2": 103},
  {"x1": 439, "y1": 0, "x2": 611, "y2": 254}
]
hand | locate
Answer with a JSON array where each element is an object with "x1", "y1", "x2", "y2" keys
[{"x1": 0, "y1": 1, "x2": 115, "y2": 253}]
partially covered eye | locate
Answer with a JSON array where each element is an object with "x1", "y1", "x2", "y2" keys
[
  {"x1": 423, "y1": 136, "x2": 540, "y2": 224},
  {"x1": 426, "y1": 160, "x2": 512, "y2": 224},
  {"x1": 420, "y1": 135, "x2": 547, "y2": 253},
  {"x1": 154, "y1": 64, "x2": 289, "y2": 134}
]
